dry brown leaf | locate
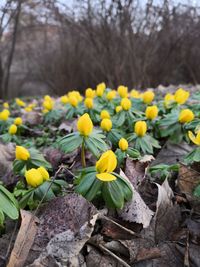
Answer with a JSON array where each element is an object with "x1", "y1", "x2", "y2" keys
[
  {"x1": 177, "y1": 164, "x2": 200, "y2": 194},
  {"x1": 125, "y1": 155, "x2": 154, "y2": 189},
  {"x1": 118, "y1": 170, "x2": 154, "y2": 228},
  {"x1": 7, "y1": 210, "x2": 39, "y2": 267}
]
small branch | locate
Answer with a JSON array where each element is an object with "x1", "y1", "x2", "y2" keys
[{"x1": 81, "y1": 141, "x2": 86, "y2": 168}]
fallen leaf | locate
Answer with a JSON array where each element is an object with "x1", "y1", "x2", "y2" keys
[
  {"x1": 177, "y1": 164, "x2": 200, "y2": 195},
  {"x1": 117, "y1": 170, "x2": 154, "y2": 228},
  {"x1": 7, "y1": 210, "x2": 39, "y2": 267}
]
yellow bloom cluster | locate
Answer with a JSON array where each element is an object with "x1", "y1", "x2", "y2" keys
[
  {"x1": 77, "y1": 113, "x2": 93, "y2": 136},
  {"x1": 96, "y1": 150, "x2": 117, "y2": 181},
  {"x1": 25, "y1": 166, "x2": 49, "y2": 187}
]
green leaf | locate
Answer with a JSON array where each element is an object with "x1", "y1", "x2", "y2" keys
[
  {"x1": 85, "y1": 138, "x2": 101, "y2": 158},
  {"x1": 0, "y1": 187, "x2": 19, "y2": 220},
  {"x1": 75, "y1": 172, "x2": 97, "y2": 196},
  {"x1": 193, "y1": 184, "x2": 200, "y2": 197},
  {"x1": 105, "y1": 180, "x2": 124, "y2": 209},
  {"x1": 85, "y1": 179, "x2": 103, "y2": 201},
  {"x1": 19, "y1": 189, "x2": 34, "y2": 209},
  {"x1": 13, "y1": 159, "x2": 26, "y2": 174},
  {"x1": 59, "y1": 133, "x2": 83, "y2": 153}
]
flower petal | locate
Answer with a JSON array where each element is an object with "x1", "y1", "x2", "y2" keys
[
  {"x1": 96, "y1": 173, "x2": 116, "y2": 182},
  {"x1": 188, "y1": 131, "x2": 200, "y2": 145}
]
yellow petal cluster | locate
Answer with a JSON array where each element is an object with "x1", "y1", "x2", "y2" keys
[
  {"x1": 119, "y1": 138, "x2": 128, "y2": 151},
  {"x1": 134, "y1": 121, "x2": 147, "y2": 137},
  {"x1": 100, "y1": 118, "x2": 112, "y2": 132},
  {"x1": 14, "y1": 117, "x2": 23, "y2": 126},
  {"x1": 15, "y1": 146, "x2": 30, "y2": 161},
  {"x1": 145, "y1": 105, "x2": 158, "y2": 120},
  {"x1": 142, "y1": 91, "x2": 155, "y2": 104},
  {"x1": 16, "y1": 98, "x2": 26, "y2": 107},
  {"x1": 37, "y1": 166, "x2": 50, "y2": 181},
  {"x1": 77, "y1": 113, "x2": 93, "y2": 136},
  {"x1": 115, "y1": 105, "x2": 122, "y2": 113},
  {"x1": 84, "y1": 98, "x2": 93, "y2": 109},
  {"x1": 3, "y1": 102, "x2": 9, "y2": 109},
  {"x1": 121, "y1": 98, "x2": 131, "y2": 110},
  {"x1": 188, "y1": 131, "x2": 200, "y2": 146},
  {"x1": 174, "y1": 88, "x2": 189, "y2": 105},
  {"x1": 179, "y1": 109, "x2": 194, "y2": 123},
  {"x1": 9, "y1": 124, "x2": 17, "y2": 135},
  {"x1": 0, "y1": 109, "x2": 10, "y2": 121},
  {"x1": 60, "y1": 95, "x2": 69, "y2": 104},
  {"x1": 117, "y1": 85, "x2": 128, "y2": 98},
  {"x1": 43, "y1": 96, "x2": 54, "y2": 111},
  {"x1": 96, "y1": 150, "x2": 117, "y2": 181},
  {"x1": 100, "y1": 110, "x2": 110, "y2": 119},
  {"x1": 130, "y1": 89, "x2": 140, "y2": 98},
  {"x1": 106, "y1": 90, "x2": 116, "y2": 101},
  {"x1": 85, "y1": 88, "x2": 96, "y2": 98},
  {"x1": 96, "y1": 83, "x2": 106, "y2": 97}
]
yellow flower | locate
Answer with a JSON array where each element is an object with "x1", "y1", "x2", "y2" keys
[
  {"x1": 37, "y1": 166, "x2": 50, "y2": 181},
  {"x1": 145, "y1": 105, "x2": 158, "y2": 120},
  {"x1": 43, "y1": 98, "x2": 54, "y2": 111},
  {"x1": 117, "y1": 85, "x2": 128, "y2": 98},
  {"x1": 119, "y1": 138, "x2": 128, "y2": 151},
  {"x1": 60, "y1": 95, "x2": 69, "y2": 104},
  {"x1": 44, "y1": 95, "x2": 51, "y2": 101},
  {"x1": 179, "y1": 109, "x2": 194, "y2": 123},
  {"x1": 174, "y1": 88, "x2": 189, "y2": 104},
  {"x1": 77, "y1": 113, "x2": 93, "y2": 136},
  {"x1": 69, "y1": 95, "x2": 78, "y2": 107},
  {"x1": 15, "y1": 146, "x2": 30, "y2": 161},
  {"x1": 134, "y1": 121, "x2": 147, "y2": 137},
  {"x1": 16, "y1": 98, "x2": 25, "y2": 107},
  {"x1": 3, "y1": 102, "x2": 9, "y2": 109},
  {"x1": 68, "y1": 91, "x2": 83, "y2": 102},
  {"x1": 9, "y1": 124, "x2": 17, "y2": 135},
  {"x1": 115, "y1": 106, "x2": 122, "y2": 113},
  {"x1": 101, "y1": 118, "x2": 112, "y2": 132},
  {"x1": 121, "y1": 98, "x2": 131, "y2": 110},
  {"x1": 164, "y1": 93, "x2": 174, "y2": 107},
  {"x1": 106, "y1": 90, "x2": 116, "y2": 101},
  {"x1": 0, "y1": 109, "x2": 10, "y2": 121},
  {"x1": 130, "y1": 89, "x2": 140, "y2": 98},
  {"x1": 188, "y1": 131, "x2": 200, "y2": 146},
  {"x1": 96, "y1": 82, "x2": 106, "y2": 97},
  {"x1": 84, "y1": 98, "x2": 93, "y2": 109},
  {"x1": 96, "y1": 150, "x2": 117, "y2": 181},
  {"x1": 142, "y1": 91, "x2": 155, "y2": 104},
  {"x1": 42, "y1": 109, "x2": 49, "y2": 114},
  {"x1": 25, "y1": 168, "x2": 43, "y2": 187},
  {"x1": 14, "y1": 117, "x2": 23, "y2": 126},
  {"x1": 85, "y1": 88, "x2": 96, "y2": 98},
  {"x1": 100, "y1": 110, "x2": 110, "y2": 119},
  {"x1": 25, "y1": 107, "x2": 32, "y2": 112}
]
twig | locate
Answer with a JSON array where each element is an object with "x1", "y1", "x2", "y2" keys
[{"x1": 87, "y1": 239, "x2": 131, "y2": 267}]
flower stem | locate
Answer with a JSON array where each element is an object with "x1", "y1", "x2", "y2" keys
[{"x1": 81, "y1": 141, "x2": 86, "y2": 168}]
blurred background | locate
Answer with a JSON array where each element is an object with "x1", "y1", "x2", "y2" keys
[{"x1": 0, "y1": 0, "x2": 199, "y2": 98}]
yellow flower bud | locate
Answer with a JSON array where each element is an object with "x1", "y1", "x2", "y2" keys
[
  {"x1": 119, "y1": 138, "x2": 128, "y2": 151},
  {"x1": 3, "y1": 102, "x2": 9, "y2": 109},
  {"x1": 69, "y1": 95, "x2": 78, "y2": 107},
  {"x1": 44, "y1": 95, "x2": 51, "y2": 101},
  {"x1": 85, "y1": 88, "x2": 95, "y2": 98},
  {"x1": 60, "y1": 95, "x2": 69, "y2": 104},
  {"x1": 96, "y1": 150, "x2": 117, "y2": 173},
  {"x1": 100, "y1": 110, "x2": 110, "y2": 119},
  {"x1": 14, "y1": 117, "x2": 23, "y2": 126},
  {"x1": 16, "y1": 98, "x2": 26, "y2": 107},
  {"x1": 117, "y1": 85, "x2": 128, "y2": 98},
  {"x1": 77, "y1": 113, "x2": 93, "y2": 136},
  {"x1": 25, "y1": 168, "x2": 43, "y2": 187},
  {"x1": 100, "y1": 118, "x2": 112, "y2": 132},
  {"x1": 174, "y1": 88, "x2": 189, "y2": 105},
  {"x1": 84, "y1": 98, "x2": 93, "y2": 109},
  {"x1": 25, "y1": 107, "x2": 32, "y2": 112},
  {"x1": 115, "y1": 106, "x2": 122, "y2": 113},
  {"x1": 68, "y1": 91, "x2": 82, "y2": 102},
  {"x1": 37, "y1": 166, "x2": 49, "y2": 181},
  {"x1": 43, "y1": 99, "x2": 54, "y2": 111},
  {"x1": 121, "y1": 98, "x2": 131, "y2": 110},
  {"x1": 0, "y1": 109, "x2": 10, "y2": 121},
  {"x1": 145, "y1": 105, "x2": 158, "y2": 120},
  {"x1": 106, "y1": 90, "x2": 116, "y2": 101},
  {"x1": 130, "y1": 89, "x2": 140, "y2": 98},
  {"x1": 134, "y1": 121, "x2": 147, "y2": 137},
  {"x1": 96, "y1": 82, "x2": 106, "y2": 97},
  {"x1": 15, "y1": 146, "x2": 30, "y2": 161},
  {"x1": 188, "y1": 131, "x2": 200, "y2": 146},
  {"x1": 179, "y1": 109, "x2": 194, "y2": 123},
  {"x1": 142, "y1": 91, "x2": 155, "y2": 104},
  {"x1": 9, "y1": 124, "x2": 17, "y2": 135}
]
